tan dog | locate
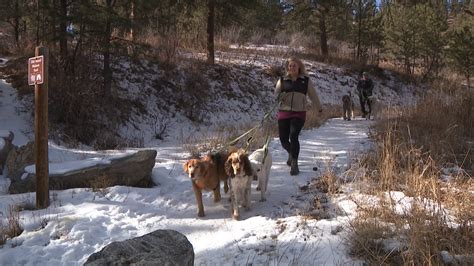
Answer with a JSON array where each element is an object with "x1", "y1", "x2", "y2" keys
[
  {"x1": 183, "y1": 151, "x2": 230, "y2": 217},
  {"x1": 225, "y1": 149, "x2": 253, "y2": 220},
  {"x1": 342, "y1": 91, "x2": 354, "y2": 121}
]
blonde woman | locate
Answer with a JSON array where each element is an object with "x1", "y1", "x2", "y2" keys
[{"x1": 275, "y1": 57, "x2": 322, "y2": 175}]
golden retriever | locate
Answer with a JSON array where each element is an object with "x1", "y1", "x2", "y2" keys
[{"x1": 183, "y1": 151, "x2": 230, "y2": 217}]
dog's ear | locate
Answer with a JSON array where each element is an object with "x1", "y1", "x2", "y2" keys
[
  {"x1": 225, "y1": 156, "x2": 235, "y2": 178},
  {"x1": 183, "y1": 161, "x2": 189, "y2": 173}
]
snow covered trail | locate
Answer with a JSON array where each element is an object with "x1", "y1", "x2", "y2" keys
[
  {"x1": 0, "y1": 117, "x2": 371, "y2": 265},
  {"x1": 142, "y1": 117, "x2": 372, "y2": 265}
]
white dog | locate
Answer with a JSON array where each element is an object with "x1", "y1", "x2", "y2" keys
[
  {"x1": 248, "y1": 147, "x2": 272, "y2": 202},
  {"x1": 225, "y1": 149, "x2": 253, "y2": 220}
]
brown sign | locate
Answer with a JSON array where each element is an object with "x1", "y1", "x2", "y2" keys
[{"x1": 28, "y1": 56, "x2": 44, "y2": 85}]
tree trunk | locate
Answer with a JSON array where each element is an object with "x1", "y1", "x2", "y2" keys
[
  {"x1": 207, "y1": 0, "x2": 215, "y2": 64},
  {"x1": 13, "y1": 0, "x2": 20, "y2": 47},
  {"x1": 36, "y1": 0, "x2": 40, "y2": 45},
  {"x1": 467, "y1": 73, "x2": 471, "y2": 89},
  {"x1": 127, "y1": 0, "x2": 135, "y2": 55},
  {"x1": 356, "y1": 0, "x2": 362, "y2": 60},
  {"x1": 103, "y1": 0, "x2": 114, "y2": 96},
  {"x1": 59, "y1": 0, "x2": 68, "y2": 67},
  {"x1": 319, "y1": 9, "x2": 329, "y2": 60}
]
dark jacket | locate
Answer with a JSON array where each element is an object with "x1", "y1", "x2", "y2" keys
[{"x1": 357, "y1": 78, "x2": 374, "y2": 99}]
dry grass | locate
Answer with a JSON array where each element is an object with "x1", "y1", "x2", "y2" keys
[
  {"x1": 0, "y1": 206, "x2": 24, "y2": 246},
  {"x1": 180, "y1": 119, "x2": 277, "y2": 159},
  {"x1": 347, "y1": 84, "x2": 474, "y2": 264},
  {"x1": 314, "y1": 159, "x2": 342, "y2": 195},
  {"x1": 180, "y1": 124, "x2": 244, "y2": 158},
  {"x1": 90, "y1": 175, "x2": 114, "y2": 198},
  {"x1": 372, "y1": 90, "x2": 473, "y2": 174},
  {"x1": 349, "y1": 189, "x2": 473, "y2": 265},
  {"x1": 304, "y1": 104, "x2": 341, "y2": 129}
]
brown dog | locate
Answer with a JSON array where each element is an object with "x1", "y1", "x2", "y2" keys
[
  {"x1": 342, "y1": 91, "x2": 354, "y2": 121},
  {"x1": 183, "y1": 151, "x2": 230, "y2": 217},
  {"x1": 225, "y1": 149, "x2": 253, "y2": 220}
]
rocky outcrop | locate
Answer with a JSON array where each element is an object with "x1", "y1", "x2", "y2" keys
[
  {"x1": 0, "y1": 130, "x2": 15, "y2": 175},
  {"x1": 84, "y1": 230, "x2": 194, "y2": 266},
  {"x1": 4, "y1": 140, "x2": 34, "y2": 179},
  {"x1": 8, "y1": 149, "x2": 157, "y2": 194}
]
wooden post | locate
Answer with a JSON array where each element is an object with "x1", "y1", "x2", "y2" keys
[{"x1": 35, "y1": 46, "x2": 49, "y2": 209}]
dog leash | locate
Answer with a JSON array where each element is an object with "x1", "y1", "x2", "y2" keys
[{"x1": 218, "y1": 94, "x2": 283, "y2": 153}]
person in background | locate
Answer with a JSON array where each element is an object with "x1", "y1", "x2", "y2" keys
[
  {"x1": 275, "y1": 57, "x2": 322, "y2": 176},
  {"x1": 356, "y1": 71, "x2": 374, "y2": 118}
]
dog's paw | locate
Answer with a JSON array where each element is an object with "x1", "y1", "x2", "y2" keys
[
  {"x1": 232, "y1": 214, "x2": 240, "y2": 221},
  {"x1": 197, "y1": 211, "x2": 205, "y2": 217},
  {"x1": 260, "y1": 198, "x2": 266, "y2": 202},
  {"x1": 256, "y1": 185, "x2": 261, "y2": 191}
]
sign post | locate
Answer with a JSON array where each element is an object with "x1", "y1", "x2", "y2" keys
[
  {"x1": 29, "y1": 47, "x2": 49, "y2": 209},
  {"x1": 28, "y1": 55, "x2": 44, "y2": 86}
]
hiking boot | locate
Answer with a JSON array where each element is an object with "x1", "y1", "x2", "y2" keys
[
  {"x1": 286, "y1": 153, "x2": 292, "y2": 166},
  {"x1": 290, "y1": 159, "x2": 299, "y2": 176}
]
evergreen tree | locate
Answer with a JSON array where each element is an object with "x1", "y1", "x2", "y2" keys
[
  {"x1": 447, "y1": 25, "x2": 473, "y2": 88},
  {"x1": 384, "y1": 3, "x2": 446, "y2": 76},
  {"x1": 284, "y1": 0, "x2": 348, "y2": 59},
  {"x1": 0, "y1": 0, "x2": 27, "y2": 48},
  {"x1": 350, "y1": 0, "x2": 384, "y2": 63}
]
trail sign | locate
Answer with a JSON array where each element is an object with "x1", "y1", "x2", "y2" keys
[{"x1": 28, "y1": 56, "x2": 44, "y2": 85}]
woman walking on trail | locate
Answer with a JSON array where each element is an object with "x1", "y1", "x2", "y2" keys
[{"x1": 275, "y1": 57, "x2": 323, "y2": 176}]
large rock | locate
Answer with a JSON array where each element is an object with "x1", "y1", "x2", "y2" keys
[
  {"x1": 8, "y1": 149, "x2": 157, "y2": 194},
  {"x1": 4, "y1": 141, "x2": 34, "y2": 179},
  {"x1": 0, "y1": 130, "x2": 15, "y2": 175},
  {"x1": 85, "y1": 230, "x2": 194, "y2": 266}
]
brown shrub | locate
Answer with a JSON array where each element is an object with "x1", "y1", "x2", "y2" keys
[
  {"x1": 348, "y1": 86, "x2": 473, "y2": 265},
  {"x1": 0, "y1": 206, "x2": 23, "y2": 246}
]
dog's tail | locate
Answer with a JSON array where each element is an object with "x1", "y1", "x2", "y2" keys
[{"x1": 259, "y1": 133, "x2": 271, "y2": 165}]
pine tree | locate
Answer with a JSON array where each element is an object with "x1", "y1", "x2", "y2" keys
[
  {"x1": 384, "y1": 3, "x2": 447, "y2": 76},
  {"x1": 350, "y1": 0, "x2": 384, "y2": 63},
  {"x1": 447, "y1": 26, "x2": 473, "y2": 88},
  {"x1": 284, "y1": 0, "x2": 348, "y2": 60},
  {"x1": 0, "y1": 0, "x2": 26, "y2": 48}
]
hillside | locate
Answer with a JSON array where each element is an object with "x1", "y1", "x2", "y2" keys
[
  {"x1": 1, "y1": 47, "x2": 422, "y2": 148},
  {"x1": 115, "y1": 49, "x2": 421, "y2": 146}
]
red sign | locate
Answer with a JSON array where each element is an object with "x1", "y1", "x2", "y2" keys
[{"x1": 28, "y1": 56, "x2": 44, "y2": 85}]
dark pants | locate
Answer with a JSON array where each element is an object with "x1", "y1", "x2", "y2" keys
[
  {"x1": 359, "y1": 95, "x2": 372, "y2": 116},
  {"x1": 278, "y1": 118, "x2": 305, "y2": 160}
]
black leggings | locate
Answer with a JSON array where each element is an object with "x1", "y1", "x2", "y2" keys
[
  {"x1": 359, "y1": 96, "x2": 372, "y2": 115},
  {"x1": 278, "y1": 118, "x2": 305, "y2": 160}
]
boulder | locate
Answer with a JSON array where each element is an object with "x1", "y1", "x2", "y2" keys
[
  {"x1": 84, "y1": 230, "x2": 194, "y2": 266},
  {"x1": 0, "y1": 130, "x2": 15, "y2": 175},
  {"x1": 4, "y1": 141, "x2": 34, "y2": 179},
  {"x1": 8, "y1": 149, "x2": 157, "y2": 194}
]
